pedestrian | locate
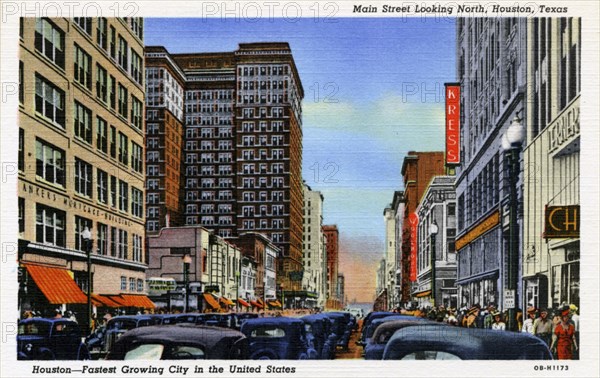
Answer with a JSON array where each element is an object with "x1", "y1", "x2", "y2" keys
[
  {"x1": 533, "y1": 308, "x2": 553, "y2": 346},
  {"x1": 90, "y1": 313, "x2": 97, "y2": 333},
  {"x1": 54, "y1": 309, "x2": 62, "y2": 319},
  {"x1": 491, "y1": 310, "x2": 506, "y2": 330},
  {"x1": 483, "y1": 305, "x2": 495, "y2": 329},
  {"x1": 521, "y1": 306, "x2": 536, "y2": 334},
  {"x1": 550, "y1": 307, "x2": 577, "y2": 360},
  {"x1": 569, "y1": 304, "x2": 579, "y2": 359}
]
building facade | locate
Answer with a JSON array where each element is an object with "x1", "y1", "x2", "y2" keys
[
  {"x1": 302, "y1": 183, "x2": 326, "y2": 308},
  {"x1": 391, "y1": 191, "x2": 405, "y2": 309},
  {"x1": 323, "y1": 225, "x2": 341, "y2": 309},
  {"x1": 400, "y1": 151, "x2": 445, "y2": 307},
  {"x1": 454, "y1": 18, "x2": 527, "y2": 311},
  {"x1": 144, "y1": 43, "x2": 304, "y2": 294},
  {"x1": 414, "y1": 176, "x2": 457, "y2": 308},
  {"x1": 18, "y1": 17, "x2": 148, "y2": 319},
  {"x1": 523, "y1": 18, "x2": 580, "y2": 310}
]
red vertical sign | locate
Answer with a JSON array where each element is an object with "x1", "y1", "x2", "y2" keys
[
  {"x1": 445, "y1": 83, "x2": 461, "y2": 165},
  {"x1": 409, "y1": 213, "x2": 419, "y2": 282}
]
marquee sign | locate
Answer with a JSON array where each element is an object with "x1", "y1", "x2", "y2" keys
[
  {"x1": 544, "y1": 205, "x2": 579, "y2": 238},
  {"x1": 409, "y1": 212, "x2": 419, "y2": 282}
]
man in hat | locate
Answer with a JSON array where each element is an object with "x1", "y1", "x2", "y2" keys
[
  {"x1": 533, "y1": 308, "x2": 553, "y2": 346},
  {"x1": 521, "y1": 306, "x2": 537, "y2": 334},
  {"x1": 491, "y1": 310, "x2": 506, "y2": 330}
]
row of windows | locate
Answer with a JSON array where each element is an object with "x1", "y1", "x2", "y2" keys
[
  {"x1": 185, "y1": 127, "x2": 234, "y2": 139},
  {"x1": 121, "y1": 276, "x2": 145, "y2": 292},
  {"x1": 29, "y1": 137, "x2": 143, "y2": 217},
  {"x1": 241, "y1": 107, "x2": 284, "y2": 118},
  {"x1": 238, "y1": 65, "x2": 289, "y2": 77},
  {"x1": 185, "y1": 89, "x2": 233, "y2": 101},
  {"x1": 22, "y1": 201, "x2": 142, "y2": 262}
]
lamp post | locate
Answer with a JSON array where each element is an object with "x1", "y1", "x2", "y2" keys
[
  {"x1": 429, "y1": 220, "x2": 439, "y2": 308},
  {"x1": 81, "y1": 226, "x2": 93, "y2": 335},
  {"x1": 501, "y1": 115, "x2": 525, "y2": 331},
  {"x1": 182, "y1": 254, "x2": 192, "y2": 313}
]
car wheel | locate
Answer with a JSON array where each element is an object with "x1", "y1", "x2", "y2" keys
[{"x1": 256, "y1": 354, "x2": 272, "y2": 360}]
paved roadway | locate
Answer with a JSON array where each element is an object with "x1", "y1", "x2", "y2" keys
[{"x1": 335, "y1": 319, "x2": 363, "y2": 359}]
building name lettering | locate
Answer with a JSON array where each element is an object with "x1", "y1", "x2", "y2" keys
[
  {"x1": 455, "y1": 210, "x2": 500, "y2": 251},
  {"x1": 549, "y1": 100, "x2": 580, "y2": 153}
]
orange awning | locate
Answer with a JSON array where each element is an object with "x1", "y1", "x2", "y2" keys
[
  {"x1": 24, "y1": 264, "x2": 87, "y2": 304},
  {"x1": 203, "y1": 293, "x2": 220, "y2": 309},
  {"x1": 250, "y1": 300, "x2": 263, "y2": 309},
  {"x1": 105, "y1": 295, "x2": 129, "y2": 307},
  {"x1": 237, "y1": 298, "x2": 250, "y2": 307},
  {"x1": 92, "y1": 294, "x2": 120, "y2": 308},
  {"x1": 415, "y1": 290, "x2": 432, "y2": 298},
  {"x1": 269, "y1": 300, "x2": 282, "y2": 308},
  {"x1": 220, "y1": 296, "x2": 234, "y2": 306},
  {"x1": 120, "y1": 294, "x2": 155, "y2": 308}
]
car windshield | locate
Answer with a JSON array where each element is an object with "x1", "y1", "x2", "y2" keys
[
  {"x1": 169, "y1": 345, "x2": 206, "y2": 360},
  {"x1": 18, "y1": 322, "x2": 50, "y2": 336},
  {"x1": 109, "y1": 319, "x2": 138, "y2": 330},
  {"x1": 401, "y1": 351, "x2": 462, "y2": 360},
  {"x1": 125, "y1": 344, "x2": 165, "y2": 360},
  {"x1": 250, "y1": 327, "x2": 286, "y2": 338}
]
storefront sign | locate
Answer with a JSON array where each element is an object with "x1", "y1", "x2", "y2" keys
[
  {"x1": 409, "y1": 213, "x2": 419, "y2": 282},
  {"x1": 445, "y1": 83, "x2": 461, "y2": 165},
  {"x1": 544, "y1": 205, "x2": 579, "y2": 238},
  {"x1": 455, "y1": 210, "x2": 500, "y2": 251},
  {"x1": 504, "y1": 289, "x2": 515, "y2": 309},
  {"x1": 548, "y1": 97, "x2": 580, "y2": 154}
]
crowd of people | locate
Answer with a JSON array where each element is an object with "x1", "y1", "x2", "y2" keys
[{"x1": 397, "y1": 303, "x2": 579, "y2": 360}]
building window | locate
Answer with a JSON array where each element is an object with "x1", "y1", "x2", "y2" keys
[
  {"x1": 35, "y1": 74, "x2": 65, "y2": 127},
  {"x1": 96, "y1": 17, "x2": 107, "y2": 50},
  {"x1": 118, "y1": 229, "x2": 128, "y2": 259},
  {"x1": 129, "y1": 277, "x2": 135, "y2": 291},
  {"x1": 74, "y1": 17, "x2": 92, "y2": 35},
  {"x1": 110, "y1": 175, "x2": 117, "y2": 207},
  {"x1": 34, "y1": 18, "x2": 64, "y2": 68},
  {"x1": 74, "y1": 216, "x2": 92, "y2": 251},
  {"x1": 137, "y1": 278, "x2": 144, "y2": 292},
  {"x1": 74, "y1": 44, "x2": 92, "y2": 89},
  {"x1": 118, "y1": 132, "x2": 128, "y2": 165},
  {"x1": 130, "y1": 49, "x2": 142, "y2": 84},
  {"x1": 19, "y1": 61, "x2": 24, "y2": 104},
  {"x1": 96, "y1": 64, "x2": 107, "y2": 102},
  {"x1": 131, "y1": 142, "x2": 143, "y2": 173},
  {"x1": 73, "y1": 101, "x2": 92, "y2": 144},
  {"x1": 131, "y1": 187, "x2": 143, "y2": 218},
  {"x1": 119, "y1": 180, "x2": 129, "y2": 212},
  {"x1": 19, "y1": 128, "x2": 24, "y2": 171},
  {"x1": 19, "y1": 198, "x2": 25, "y2": 233},
  {"x1": 117, "y1": 35, "x2": 128, "y2": 70},
  {"x1": 74, "y1": 158, "x2": 92, "y2": 197},
  {"x1": 130, "y1": 18, "x2": 143, "y2": 40},
  {"x1": 35, "y1": 139, "x2": 65, "y2": 186},
  {"x1": 118, "y1": 84, "x2": 128, "y2": 118},
  {"x1": 96, "y1": 117, "x2": 107, "y2": 153},
  {"x1": 121, "y1": 276, "x2": 127, "y2": 291},
  {"x1": 35, "y1": 204, "x2": 65, "y2": 247},
  {"x1": 131, "y1": 95, "x2": 142, "y2": 129},
  {"x1": 133, "y1": 234, "x2": 142, "y2": 262},
  {"x1": 109, "y1": 125, "x2": 117, "y2": 158},
  {"x1": 109, "y1": 75, "x2": 116, "y2": 109},
  {"x1": 97, "y1": 223, "x2": 108, "y2": 255},
  {"x1": 97, "y1": 168, "x2": 108, "y2": 204}
]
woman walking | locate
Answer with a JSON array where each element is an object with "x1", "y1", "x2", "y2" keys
[{"x1": 551, "y1": 307, "x2": 578, "y2": 360}]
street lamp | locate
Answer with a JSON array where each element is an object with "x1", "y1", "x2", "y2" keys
[
  {"x1": 182, "y1": 254, "x2": 192, "y2": 313},
  {"x1": 81, "y1": 226, "x2": 93, "y2": 335},
  {"x1": 502, "y1": 115, "x2": 525, "y2": 331},
  {"x1": 429, "y1": 220, "x2": 439, "y2": 308}
]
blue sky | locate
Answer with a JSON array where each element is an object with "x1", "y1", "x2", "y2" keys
[{"x1": 145, "y1": 18, "x2": 456, "y2": 300}]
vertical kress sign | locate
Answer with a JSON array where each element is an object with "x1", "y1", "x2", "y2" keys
[{"x1": 445, "y1": 83, "x2": 461, "y2": 165}]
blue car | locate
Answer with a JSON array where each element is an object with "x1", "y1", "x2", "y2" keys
[
  {"x1": 361, "y1": 315, "x2": 428, "y2": 346},
  {"x1": 357, "y1": 311, "x2": 396, "y2": 346},
  {"x1": 240, "y1": 317, "x2": 315, "y2": 360},
  {"x1": 87, "y1": 315, "x2": 155, "y2": 353},
  {"x1": 364, "y1": 320, "x2": 440, "y2": 360},
  {"x1": 18, "y1": 318, "x2": 90, "y2": 360},
  {"x1": 322, "y1": 312, "x2": 353, "y2": 350},
  {"x1": 383, "y1": 325, "x2": 553, "y2": 360},
  {"x1": 301, "y1": 314, "x2": 336, "y2": 359}
]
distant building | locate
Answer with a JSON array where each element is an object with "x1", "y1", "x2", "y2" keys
[
  {"x1": 323, "y1": 225, "x2": 341, "y2": 309},
  {"x1": 383, "y1": 205, "x2": 396, "y2": 310},
  {"x1": 302, "y1": 183, "x2": 326, "y2": 308},
  {"x1": 391, "y1": 191, "x2": 406, "y2": 309}
]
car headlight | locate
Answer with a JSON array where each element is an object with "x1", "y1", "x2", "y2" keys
[{"x1": 25, "y1": 344, "x2": 33, "y2": 353}]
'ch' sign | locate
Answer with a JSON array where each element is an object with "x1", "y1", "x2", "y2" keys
[{"x1": 544, "y1": 205, "x2": 579, "y2": 238}]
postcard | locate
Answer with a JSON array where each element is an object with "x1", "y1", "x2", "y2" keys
[{"x1": 1, "y1": 1, "x2": 598, "y2": 377}]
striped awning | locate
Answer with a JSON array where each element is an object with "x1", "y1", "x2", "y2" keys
[
  {"x1": 120, "y1": 294, "x2": 156, "y2": 308},
  {"x1": 92, "y1": 294, "x2": 120, "y2": 308},
  {"x1": 268, "y1": 300, "x2": 282, "y2": 308},
  {"x1": 250, "y1": 300, "x2": 263, "y2": 309},
  {"x1": 24, "y1": 263, "x2": 87, "y2": 304},
  {"x1": 203, "y1": 293, "x2": 220, "y2": 309},
  {"x1": 415, "y1": 290, "x2": 432, "y2": 298},
  {"x1": 220, "y1": 296, "x2": 234, "y2": 306},
  {"x1": 237, "y1": 298, "x2": 250, "y2": 307}
]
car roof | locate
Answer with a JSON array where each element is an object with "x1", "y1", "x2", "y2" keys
[
  {"x1": 19, "y1": 318, "x2": 76, "y2": 325},
  {"x1": 241, "y1": 317, "x2": 303, "y2": 326},
  {"x1": 384, "y1": 325, "x2": 552, "y2": 360},
  {"x1": 371, "y1": 320, "x2": 441, "y2": 341},
  {"x1": 116, "y1": 324, "x2": 245, "y2": 345},
  {"x1": 370, "y1": 315, "x2": 426, "y2": 324}
]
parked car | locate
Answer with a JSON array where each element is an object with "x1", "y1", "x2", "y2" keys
[
  {"x1": 87, "y1": 315, "x2": 155, "y2": 354},
  {"x1": 301, "y1": 314, "x2": 336, "y2": 359},
  {"x1": 106, "y1": 324, "x2": 248, "y2": 360},
  {"x1": 364, "y1": 320, "x2": 440, "y2": 360},
  {"x1": 357, "y1": 311, "x2": 396, "y2": 346},
  {"x1": 322, "y1": 312, "x2": 352, "y2": 350},
  {"x1": 195, "y1": 313, "x2": 240, "y2": 329},
  {"x1": 18, "y1": 318, "x2": 90, "y2": 360},
  {"x1": 240, "y1": 317, "x2": 315, "y2": 360},
  {"x1": 360, "y1": 315, "x2": 429, "y2": 346},
  {"x1": 383, "y1": 325, "x2": 553, "y2": 360}
]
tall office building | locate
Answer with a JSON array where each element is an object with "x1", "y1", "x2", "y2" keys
[
  {"x1": 145, "y1": 43, "x2": 304, "y2": 292},
  {"x1": 454, "y1": 18, "x2": 527, "y2": 310},
  {"x1": 322, "y1": 224, "x2": 340, "y2": 309},
  {"x1": 18, "y1": 17, "x2": 149, "y2": 317},
  {"x1": 302, "y1": 182, "x2": 327, "y2": 308}
]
